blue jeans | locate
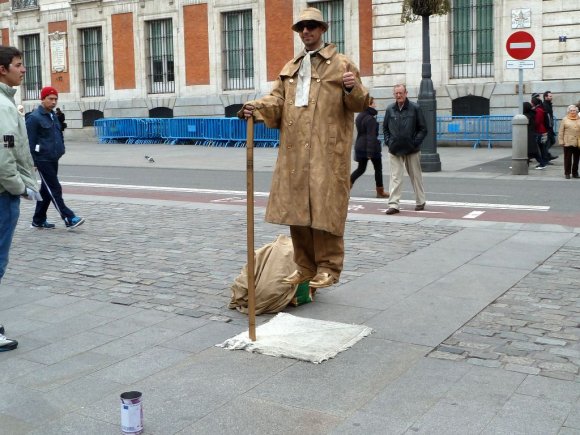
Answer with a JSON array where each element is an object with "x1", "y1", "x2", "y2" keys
[{"x1": 0, "y1": 193, "x2": 20, "y2": 282}]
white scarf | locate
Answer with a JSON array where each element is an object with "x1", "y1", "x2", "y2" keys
[{"x1": 295, "y1": 44, "x2": 324, "y2": 107}]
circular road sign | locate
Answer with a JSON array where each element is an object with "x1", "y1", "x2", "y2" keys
[{"x1": 506, "y1": 31, "x2": 535, "y2": 60}]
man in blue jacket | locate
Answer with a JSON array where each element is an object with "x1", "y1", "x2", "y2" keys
[
  {"x1": 26, "y1": 86, "x2": 84, "y2": 229},
  {"x1": 382, "y1": 84, "x2": 427, "y2": 215}
]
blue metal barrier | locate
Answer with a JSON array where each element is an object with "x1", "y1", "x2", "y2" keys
[{"x1": 95, "y1": 115, "x2": 524, "y2": 149}]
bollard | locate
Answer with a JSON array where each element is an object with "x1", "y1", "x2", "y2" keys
[
  {"x1": 120, "y1": 391, "x2": 143, "y2": 434},
  {"x1": 511, "y1": 114, "x2": 529, "y2": 175}
]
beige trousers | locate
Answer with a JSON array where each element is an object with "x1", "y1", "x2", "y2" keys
[
  {"x1": 388, "y1": 151, "x2": 426, "y2": 209},
  {"x1": 289, "y1": 225, "x2": 344, "y2": 280}
]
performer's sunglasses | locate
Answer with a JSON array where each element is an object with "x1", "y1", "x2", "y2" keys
[{"x1": 296, "y1": 21, "x2": 320, "y2": 31}]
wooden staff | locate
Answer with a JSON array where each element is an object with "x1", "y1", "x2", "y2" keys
[{"x1": 246, "y1": 116, "x2": 256, "y2": 341}]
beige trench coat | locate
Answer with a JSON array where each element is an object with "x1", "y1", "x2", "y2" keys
[{"x1": 247, "y1": 44, "x2": 368, "y2": 236}]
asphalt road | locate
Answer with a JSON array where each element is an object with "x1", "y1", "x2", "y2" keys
[{"x1": 58, "y1": 164, "x2": 580, "y2": 213}]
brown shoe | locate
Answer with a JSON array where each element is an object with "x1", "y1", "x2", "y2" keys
[
  {"x1": 376, "y1": 187, "x2": 390, "y2": 198},
  {"x1": 309, "y1": 272, "x2": 337, "y2": 289},
  {"x1": 385, "y1": 207, "x2": 399, "y2": 215},
  {"x1": 415, "y1": 203, "x2": 426, "y2": 211},
  {"x1": 282, "y1": 270, "x2": 315, "y2": 285}
]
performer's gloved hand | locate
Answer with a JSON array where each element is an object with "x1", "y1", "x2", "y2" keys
[{"x1": 22, "y1": 187, "x2": 42, "y2": 201}]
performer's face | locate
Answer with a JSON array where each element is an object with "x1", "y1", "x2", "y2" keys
[{"x1": 298, "y1": 22, "x2": 325, "y2": 51}]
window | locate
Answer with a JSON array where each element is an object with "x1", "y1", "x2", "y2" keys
[
  {"x1": 82, "y1": 109, "x2": 103, "y2": 127},
  {"x1": 450, "y1": 0, "x2": 493, "y2": 78},
  {"x1": 12, "y1": 0, "x2": 39, "y2": 10},
  {"x1": 222, "y1": 10, "x2": 253, "y2": 90},
  {"x1": 146, "y1": 19, "x2": 174, "y2": 94},
  {"x1": 80, "y1": 27, "x2": 104, "y2": 97},
  {"x1": 19, "y1": 34, "x2": 42, "y2": 101},
  {"x1": 308, "y1": 0, "x2": 344, "y2": 53}
]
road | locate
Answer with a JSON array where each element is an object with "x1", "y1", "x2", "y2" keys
[{"x1": 58, "y1": 160, "x2": 580, "y2": 227}]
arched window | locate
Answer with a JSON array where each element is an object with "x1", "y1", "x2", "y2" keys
[
  {"x1": 82, "y1": 109, "x2": 104, "y2": 127},
  {"x1": 224, "y1": 104, "x2": 243, "y2": 118},
  {"x1": 149, "y1": 107, "x2": 173, "y2": 118},
  {"x1": 452, "y1": 95, "x2": 490, "y2": 116}
]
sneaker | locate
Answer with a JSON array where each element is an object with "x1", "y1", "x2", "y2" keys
[
  {"x1": 0, "y1": 334, "x2": 18, "y2": 352},
  {"x1": 535, "y1": 165, "x2": 546, "y2": 170},
  {"x1": 65, "y1": 216, "x2": 85, "y2": 229},
  {"x1": 31, "y1": 220, "x2": 56, "y2": 229}
]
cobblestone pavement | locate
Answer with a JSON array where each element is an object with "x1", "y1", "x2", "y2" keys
[
  {"x1": 7, "y1": 199, "x2": 459, "y2": 325},
  {"x1": 430, "y1": 237, "x2": 580, "y2": 382}
]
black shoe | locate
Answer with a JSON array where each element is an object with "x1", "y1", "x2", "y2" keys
[
  {"x1": 549, "y1": 155, "x2": 558, "y2": 161},
  {"x1": 385, "y1": 207, "x2": 400, "y2": 215},
  {"x1": 0, "y1": 333, "x2": 18, "y2": 352},
  {"x1": 0, "y1": 324, "x2": 4, "y2": 335},
  {"x1": 31, "y1": 220, "x2": 56, "y2": 229},
  {"x1": 415, "y1": 203, "x2": 426, "y2": 211},
  {"x1": 565, "y1": 174, "x2": 571, "y2": 179}
]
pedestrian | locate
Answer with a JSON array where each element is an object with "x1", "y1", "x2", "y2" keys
[
  {"x1": 531, "y1": 93, "x2": 550, "y2": 169},
  {"x1": 523, "y1": 102, "x2": 542, "y2": 167},
  {"x1": 557, "y1": 104, "x2": 580, "y2": 179},
  {"x1": 0, "y1": 46, "x2": 42, "y2": 351},
  {"x1": 55, "y1": 107, "x2": 66, "y2": 132},
  {"x1": 26, "y1": 86, "x2": 85, "y2": 229},
  {"x1": 542, "y1": 91, "x2": 557, "y2": 158},
  {"x1": 350, "y1": 96, "x2": 389, "y2": 198},
  {"x1": 382, "y1": 84, "x2": 427, "y2": 215},
  {"x1": 240, "y1": 7, "x2": 369, "y2": 289}
]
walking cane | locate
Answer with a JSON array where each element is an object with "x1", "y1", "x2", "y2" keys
[{"x1": 246, "y1": 116, "x2": 257, "y2": 341}]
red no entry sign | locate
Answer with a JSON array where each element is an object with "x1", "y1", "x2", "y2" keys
[{"x1": 506, "y1": 31, "x2": 535, "y2": 60}]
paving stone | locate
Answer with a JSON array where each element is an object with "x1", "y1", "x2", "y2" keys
[
  {"x1": 466, "y1": 358, "x2": 502, "y2": 368},
  {"x1": 504, "y1": 364, "x2": 541, "y2": 375},
  {"x1": 535, "y1": 337, "x2": 567, "y2": 346}
]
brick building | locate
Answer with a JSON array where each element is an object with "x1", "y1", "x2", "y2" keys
[{"x1": 0, "y1": 0, "x2": 578, "y2": 133}]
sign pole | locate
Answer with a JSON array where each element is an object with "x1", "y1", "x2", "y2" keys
[{"x1": 518, "y1": 67, "x2": 523, "y2": 113}]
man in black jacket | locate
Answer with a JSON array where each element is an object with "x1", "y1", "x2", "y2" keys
[
  {"x1": 382, "y1": 84, "x2": 427, "y2": 215},
  {"x1": 542, "y1": 91, "x2": 558, "y2": 161}
]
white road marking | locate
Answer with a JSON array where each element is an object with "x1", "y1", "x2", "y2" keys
[
  {"x1": 510, "y1": 42, "x2": 532, "y2": 49},
  {"x1": 62, "y1": 182, "x2": 549, "y2": 212},
  {"x1": 463, "y1": 210, "x2": 486, "y2": 219}
]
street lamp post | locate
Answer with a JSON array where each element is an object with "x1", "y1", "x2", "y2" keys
[{"x1": 417, "y1": 14, "x2": 441, "y2": 172}]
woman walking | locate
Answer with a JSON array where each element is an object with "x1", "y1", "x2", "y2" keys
[
  {"x1": 350, "y1": 97, "x2": 389, "y2": 198},
  {"x1": 557, "y1": 105, "x2": 580, "y2": 179}
]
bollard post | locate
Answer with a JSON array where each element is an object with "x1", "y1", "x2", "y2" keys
[{"x1": 511, "y1": 114, "x2": 529, "y2": 175}]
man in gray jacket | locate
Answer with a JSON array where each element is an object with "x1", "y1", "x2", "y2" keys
[
  {"x1": 0, "y1": 46, "x2": 41, "y2": 351},
  {"x1": 382, "y1": 84, "x2": 427, "y2": 215}
]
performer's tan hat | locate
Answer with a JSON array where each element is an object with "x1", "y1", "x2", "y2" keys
[{"x1": 292, "y1": 7, "x2": 329, "y2": 32}]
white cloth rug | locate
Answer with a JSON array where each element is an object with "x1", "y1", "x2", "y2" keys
[{"x1": 217, "y1": 312, "x2": 373, "y2": 364}]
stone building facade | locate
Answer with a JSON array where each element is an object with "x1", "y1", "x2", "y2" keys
[{"x1": 0, "y1": 0, "x2": 578, "y2": 133}]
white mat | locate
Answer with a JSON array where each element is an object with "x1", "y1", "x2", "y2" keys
[{"x1": 217, "y1": 313, "x2": 373, "y2": 364}]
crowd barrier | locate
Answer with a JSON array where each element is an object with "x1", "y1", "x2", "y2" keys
[
  {"x1": 94, "y1": 117, "x2": 279, "y2": 147},
  {"x1": 95, "y1": 115, "x2": 555, "y2": 149}
]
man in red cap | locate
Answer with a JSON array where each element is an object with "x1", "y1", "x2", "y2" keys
[{"x1": 25, "y1": 86, "x2": 85, "y2": 229}]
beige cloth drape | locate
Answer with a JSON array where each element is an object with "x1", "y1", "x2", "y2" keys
[{"x1": 229, "y1": 234, "x2": 297, "y2": 315}]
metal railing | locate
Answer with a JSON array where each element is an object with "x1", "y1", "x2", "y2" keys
[
  {"x1": 12, "y1": 0, "x2": 39, "y2": 10},
  {"x1": 95, "y1": 115, "x2": 555, "y2": 149}
]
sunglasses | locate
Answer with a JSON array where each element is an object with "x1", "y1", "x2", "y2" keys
[{"x1": 296, "y1": 21, "x2": 320, "y2": 31}]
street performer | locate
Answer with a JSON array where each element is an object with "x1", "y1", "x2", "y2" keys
[{"x1": 241, "y1": 7, "x2": 369, "y2": 289}]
